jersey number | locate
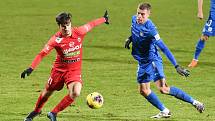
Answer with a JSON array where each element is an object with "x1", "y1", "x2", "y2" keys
[{"x1": 206, "y1": 20, "x2": 212, "y2": 26}]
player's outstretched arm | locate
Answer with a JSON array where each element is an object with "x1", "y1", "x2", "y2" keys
[
  {"x1": 76, "y1": 10, "x2": 109, "y2": 35},
  {"x1": 20, "y1": 50, "x2": 49, "y2": 79},
  {"x1": 155, "y1": 40, "x2": 190, "y2": 77},
  {"x1": 125, "y1": 36, "x2": 132, "y2": 49},
  {"x1": 155, "y1": 40, "x2": 177, "y2": 66}
]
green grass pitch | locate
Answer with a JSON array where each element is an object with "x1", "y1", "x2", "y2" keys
[{"x1": 0, "y1": 0, "x2": 215, "y2": 121}]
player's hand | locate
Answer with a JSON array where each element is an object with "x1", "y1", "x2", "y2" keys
[
  {"x1": 197, "y1": 12, "x2": 203, "y2": 20},
  {"x1": 125, "y1": 36, "x2": 132, "y2": 49},
  {"x1": 103, "y1": 10, "x2": 109, "y2": 24},
  {"x1": 21, "y1": 67, "x2": 33, "y2": 78},
  {"x1": 175, "y1": 65, "x2": 190, "y2": 77}
]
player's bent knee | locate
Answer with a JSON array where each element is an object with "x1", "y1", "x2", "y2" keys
[
  {"x1": 69, "y1": 92, "x2": 80, "y2": 99},
  {"x1": 74, "y1": 92, "x2": 81, "y2": 97},
  {"x1": 140, "y1": 89, "x2": 151, "y2": 97},
  {"x1": 42, "y1": 89, "x2": 53, "y2": 98},
  {"x1": 201, "y1": 35, "x2": 209, "y2": 41},
  {"x1": 159, "y1": 88, "x2": 169, "y2": 94}
]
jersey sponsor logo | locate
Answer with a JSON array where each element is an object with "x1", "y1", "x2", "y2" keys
[
  {"x1": 64, "y1": 50, "x2": 80, "y2": 57},
  {"x1": 63, "y1": 44, "x2": 82, "y2": 54},
  {"x1": 154, "y1": 34, "x2": 160, "y2": 40},
  {"x1": 69, "y1": 42, "x2": 75, "y2": 47},
  {"x1": 61, "y1": 44, "x2": 67, "y2": 47},
  {"x1": 55, "y1": 37, "x2": 63, "y2": 43},
  {"x1": 61, "y1": 58, "x2": 80, "y2": 63}
]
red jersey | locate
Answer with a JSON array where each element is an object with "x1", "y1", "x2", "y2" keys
[{"x1": 30, "y1": 17, "x2": 106, "y2": 72}]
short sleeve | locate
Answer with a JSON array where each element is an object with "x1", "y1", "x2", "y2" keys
[{"x1": 150, "y1": 26, "x2": 161, "y2": 41}]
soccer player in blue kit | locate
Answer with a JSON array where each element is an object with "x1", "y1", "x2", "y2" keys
[
  {"x1": 188, "y1": 0, "x2": 215, "y2": 67},
  {"x1": 125, "y1": 3, "x2": 205, "y2": 118}
]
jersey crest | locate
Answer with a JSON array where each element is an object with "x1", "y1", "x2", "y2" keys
[
  {"x1": 78, "y1": 37, "x2": 81, "y2": 42},
  {"x1": 140, "y1": 32, "x2": 144, "y2": 37},
  {"x1": 55, "y1": 37, "x2": 63, "y2": 43}
]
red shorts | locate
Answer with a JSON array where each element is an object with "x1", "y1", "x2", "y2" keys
[{"x1": 45, "y1": 68, "x2": 82, "y2": 91}]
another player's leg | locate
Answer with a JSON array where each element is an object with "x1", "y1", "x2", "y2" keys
[
  {"x1": 169, "y1": 86, "x2": 204, "y2": 113},
  {"x1": 156, "y1": 80, "x2": 205, "y2": 113},
  {"x1": 47, "y1": 82, "x2": 82, "y2": 121},
  {"x1": 139, "y1": 83, "x2": 171, "y2": 118},
  {"x1": 188, "y1": 35, "x2": 208, "y2": 68},
  {"x1": 188, "y1": 39, "x2": 204, "y2": 67},
  {"x1": 24, "y1": 89, "x2": 53, "y2": 121}
]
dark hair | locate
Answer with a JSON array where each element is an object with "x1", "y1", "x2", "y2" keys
[
  {"x1": 138, "y1": 3, "x2": 151, "y2": 10},
  {"x1": 56, "y1": 12, "x2": 72, "y2": 25}
]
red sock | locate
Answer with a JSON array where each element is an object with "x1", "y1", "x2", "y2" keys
[
  {"x1": 34, "y1": 94, "x2": 49, "y2": 113},
  {"x1": 51, "y1": 95, "x2": 74, "y2": 114}
]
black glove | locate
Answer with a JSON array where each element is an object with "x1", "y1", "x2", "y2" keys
[
  {"x1": 175, "y1": 65, "x2": 190, "y2": 77},
  {"x1": 21, "y1": 67, "x2": 33, "y2": 78},
  {"x1": 125, "y1": 36, "x2": 132, "y2": 49},
  {"x1": 103, "y1": 10, "x2": 109, "y2": 24}
]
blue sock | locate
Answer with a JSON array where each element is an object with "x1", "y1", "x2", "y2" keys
[
  {"x1": 194, "y1": 39, "x2": 205, "y2": 60},
  {"x1": 169, "y1": 86, "x2": 194, "y2": 104},
  {"x1": 145, "y1": 92, "x2": 165, "y2": 111}
]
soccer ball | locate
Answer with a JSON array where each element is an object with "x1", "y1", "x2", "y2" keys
[{"x1": 86, "y1": 92, "x2": 104, "y2": 109}]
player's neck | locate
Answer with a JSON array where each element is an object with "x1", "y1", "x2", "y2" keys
[{"x1": 62, "y1": 32, "x2": 72, "y2": 37}]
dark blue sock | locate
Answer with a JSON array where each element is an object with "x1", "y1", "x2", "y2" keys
[
  {"x1": 194, "y1": 39, "x2": 205, "y2": 60},
  {"x1": 169, "y1": 86, "x2": 194, "y2": 104},
  {"x1": 145, "y1": 92, "x2": 165, "y2": 111}
]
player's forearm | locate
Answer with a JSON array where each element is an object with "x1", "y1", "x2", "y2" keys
[
  {"x1": 156, "y1": 40, "x2": 178, "y2": 66},
  {"x1": 30, "y1": 51, "x2": 47, "y2": 69},
  {"x1": 198, "y1": 0, "x2": 203, "y2": 14},
  {"x1": 78, "y1": 17, "x2": 106, "y2": 35},
  {"x1": 87, "y1": 17, "x2": 106, "y2": 30}
]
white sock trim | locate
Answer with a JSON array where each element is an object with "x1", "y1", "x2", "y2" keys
[
  {"x1": 162, "y1": 108, "x2": 169, "y2": 113},
  {"x1": 192, "y1": 100, "x2": 199, "y2": 105},
  {"x1": 193, "y1": 59, "x2": 198, "y2": 61}
]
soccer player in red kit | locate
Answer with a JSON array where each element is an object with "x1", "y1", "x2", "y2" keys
[{"x1": 21, "y1": 11, "x2": 109, "y2": 121}]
